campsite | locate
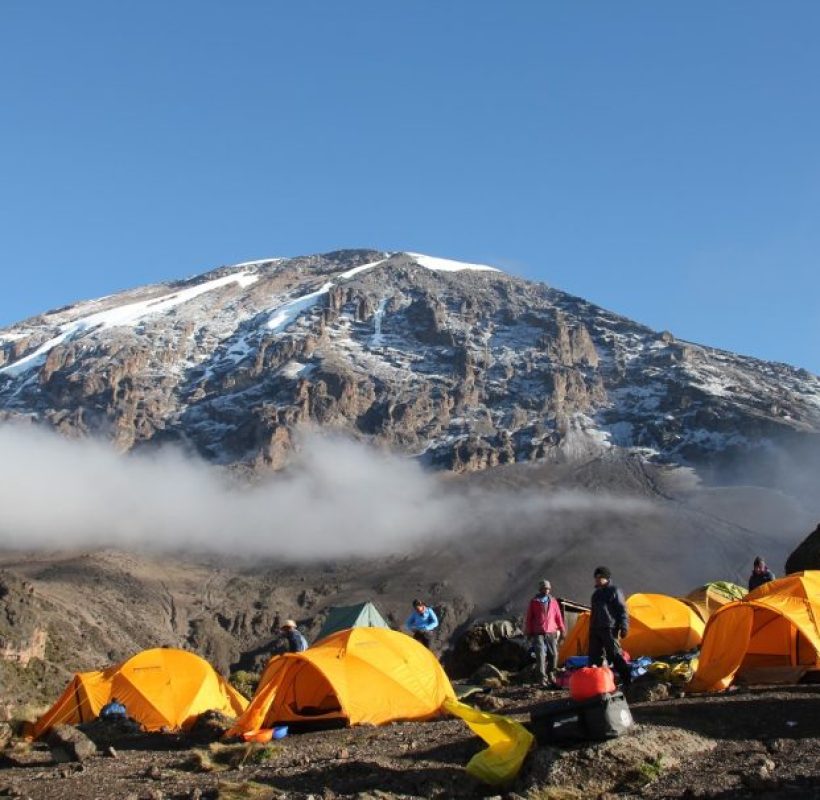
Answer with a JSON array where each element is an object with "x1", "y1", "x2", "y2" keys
[
  {"x1": 2, "y1": 566, "x2": 819, "y2": 799},
  {"x1": 3, "y1": 5, "x2": 820, "y2": 797}
]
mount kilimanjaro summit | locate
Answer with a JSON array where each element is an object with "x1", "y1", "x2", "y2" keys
[
  {"x1": 1, "y1": 248, "x2": 819, "y2": 728},
  {"x1": 0, "y1": 249, "x2": 817, "y2": 481}
]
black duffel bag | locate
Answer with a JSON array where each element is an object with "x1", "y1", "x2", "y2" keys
[{"x1": 529, "y1": 691, "x2": 633, "y2": 744}]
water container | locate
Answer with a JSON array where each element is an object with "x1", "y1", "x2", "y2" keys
[{"x1": 569, "y1": 666, "x2": 615, "y2": 701}]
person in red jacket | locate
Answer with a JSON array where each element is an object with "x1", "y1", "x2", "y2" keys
[{"x1": 524, "y1": 579, "x2": 566, "y2": 686}]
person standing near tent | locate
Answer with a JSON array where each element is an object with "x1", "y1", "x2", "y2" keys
[
  {"x1": 281, "y1": 620, "x2": 308, "y2": 653},
  {"x1": 99, "y1": 697, "x2": 127, "y2": 720},
  {"x1": 404, "y1": 598, "x2": 439, "y2": 649},
  {"x1": 748, "y1": 556, "x2": 775, "y2": 591},
  {"x1": 524, "y1": 579, "x2": 566, "y2": 687},
  {"x1": 588, "y1": 566, "x2": 631, "y2": 688}
]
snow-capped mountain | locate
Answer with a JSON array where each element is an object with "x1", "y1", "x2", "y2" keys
[{"x1": 1, "y1": 249, "x2": 818, "y2": 476}]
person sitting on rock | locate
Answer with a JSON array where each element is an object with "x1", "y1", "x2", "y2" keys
[
  {"x1": 404, "y1": 598, "x2": 439, "y2": 649},
  {"x1": 524, "y1": 579, "x2": 566, "y2": 687},
  {"x1": 99, "y1": 697, "x2": 127, "y2": 720},
  {"x1": 748, "y1": 556, "x2": 776, "y2": 591},
  {"x1": 281, "y1": 619, "x2": 308, "y2": 653},
  {"x1": 588, "y1": 566, "x2": 632, "y2": 688}
]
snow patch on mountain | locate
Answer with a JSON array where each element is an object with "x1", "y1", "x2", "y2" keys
[
  {"x1": 267, "y1": 282, "x2": 334, "y2": 334},
  {"x1": 0, "y1": 271, "x2": 259, "y2": 377},
  {"x1": 406, "y1": 253, "x2": 501, "y2": 273}
]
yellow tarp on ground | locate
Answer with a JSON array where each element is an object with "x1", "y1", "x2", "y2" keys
[
  {"x1": 444, "y1": 698, "x2": 534, "y2": 786},
  {"x1": 31, "y1": 648, "x2": 247, "y2": 739},
  {"x1": 682, "y1": 581, "x2": 746, "y2": 622},
  {"x1": 689, "y1": 571, "x2": 820, "y2": 693},
  {"x1": 228, "y1": 627, "x2": 456, "y2": 733},
  {"x1": 559, "y1": 593, "x2": 705, "y2": 662}
]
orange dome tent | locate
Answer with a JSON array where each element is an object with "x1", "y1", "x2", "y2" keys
[
  {"x1": 229, "y1": 627, "x2": 534, "y2": 785},
  {"x1": 559, "y1": 593, "x2": 705, "y2": 663},
  {"x1": 229, "y1": 627, "x2": 455, "y2": 734},
  {"x1": 746, "y1": 570, "x2": 820, "y2": 601},
  {"x1": 31, "y1": 648, "x2": 247, "y2": 739},
  {"x1": 689, "y1": 571, "x2": 820, "y2": 692}
]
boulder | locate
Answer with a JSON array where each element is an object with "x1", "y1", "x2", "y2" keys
[
  {"x1": 46, "y1": 724, "x2": 98, "y2": 762},
  {"x1": 469, "y1": 663, "x2": 508, "y2": 686},
  {"x1": 186, "y1": 709, "x2": 236, "y2": 743},
  {"x1": 785, "y1": 523, "x2": 820, "y2": 573},
  {"x1": 77, "y1": 717, "x2": 142, "y2": 749},
  {"x1": 0, "y1": 721, "x2": 12, "y2": 749}
]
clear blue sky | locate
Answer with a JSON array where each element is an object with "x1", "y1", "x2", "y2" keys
[{"x1": 1, "y1": 2, "x2": 818, "y2": 372}]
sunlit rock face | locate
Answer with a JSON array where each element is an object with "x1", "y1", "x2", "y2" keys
[{"x1": 1, "y1": 249, "x2": 818, "y2": 477}]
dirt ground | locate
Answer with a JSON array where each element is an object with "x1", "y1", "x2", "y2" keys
[{"x1": 1, "y1": 684, "x2": 818, "y2": 800}]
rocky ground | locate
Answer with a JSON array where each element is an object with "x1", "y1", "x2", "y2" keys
[{"x1": 1, "y1": 683, "x2": 818, "y2": 800}]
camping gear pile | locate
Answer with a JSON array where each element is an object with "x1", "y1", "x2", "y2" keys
[
  {"x1": 556, "y1": 592, "x2": 705, "y2": 693},
  {"x1": 529, "y1": 665, "x2": 633, "y2": 745}
]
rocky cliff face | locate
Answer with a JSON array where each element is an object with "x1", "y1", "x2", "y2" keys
[{"x1": 1, "y1": 249, "x2": 818, "y2": 478}]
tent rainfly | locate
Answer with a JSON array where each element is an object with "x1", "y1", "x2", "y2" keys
[
  {"x1": 682, "y1": 581, "x2": 746, "y2": 623},
  {"x1": 558, "y1": 593, "x2": 705, "y2": 663},
  {"x1": 314, "y1": 601, "x2": 390, "y2": 641},
  {"x1": 30, "y1": 648, "x2": 247, "y2": 739},
  {"x1": 689, "y1": 571, "x2": 820, "y2": 692}
]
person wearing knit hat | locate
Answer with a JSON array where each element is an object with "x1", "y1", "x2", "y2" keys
[
  {"x1": 588, "y1": 566, "x2": 631, "y2": 688},
  {"x1": 280, "y1": 619, "x2": 308, "y2": 653},
  {"x1": 748, "y1": 556, "x2": 775, "y2": 592},
  {"x1": 524, "y1": 578, "x2": 566, "y2": 687}
]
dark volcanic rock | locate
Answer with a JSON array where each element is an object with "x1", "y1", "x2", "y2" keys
[
  {"x1": 186, "y1": 710, "x2": 236, "y2": 743},
  {"x1": 785, "y1": 523, "x2": 820, "y2": 573},
  {"x1": 46, "y1": 724, "x2": 98, "y2": 762}
]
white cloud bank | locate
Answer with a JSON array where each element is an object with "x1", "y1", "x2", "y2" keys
[{"x1": 0, "y1": 425, "x2": 653, "y2": 557}]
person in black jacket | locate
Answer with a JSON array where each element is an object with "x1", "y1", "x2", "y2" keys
[
  {"x1": 748, "y1": 556, "x2": 775, "y2": 591},
  {"x1": 588, "y1": 566, "x2": 631, "y2": 687}
]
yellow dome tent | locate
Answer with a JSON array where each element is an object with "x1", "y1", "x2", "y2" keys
[
  {"x1": 558, "y1": 593, "x2": 705, "y2": 663},
  {"x1": 682, "y1": 581, "x2": 746, "y2": 622},
  {"x1": 689, "y1": 571, "x2": 820, "y2": 693},
  {"x1": 31, "y1": 648, "x2": 247, "y2": 739}
]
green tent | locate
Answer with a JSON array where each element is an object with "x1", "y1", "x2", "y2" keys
[{"x1": 315, "y1": 601, "x2": 391, "y2": 641}]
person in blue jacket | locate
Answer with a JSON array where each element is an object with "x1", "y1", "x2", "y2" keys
[
  {"x1": 404, "y1": 598, "x2": 439, "y2": 649},
  {"x1": 281, "y1": 619, "x2": 308, "y2": 652},
  {"x1": 99, "y1": 697, "x2": 127, "y2": 720}
]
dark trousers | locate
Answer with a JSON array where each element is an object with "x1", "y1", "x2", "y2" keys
[
  {"x1": 413, "y1": 631, "x2": 432, "y2": 649},
  {"x1": 589, "y1": 627, "x2": 631, "y2": 684}
]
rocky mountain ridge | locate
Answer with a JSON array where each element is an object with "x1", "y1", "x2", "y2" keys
[{"x1": 1, "y1": 249, "x2": 817, "y2": 479}]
